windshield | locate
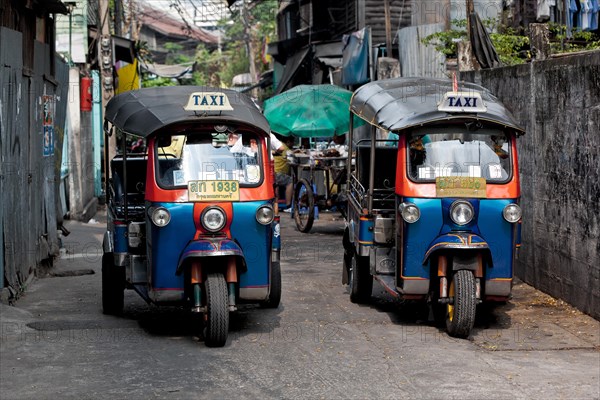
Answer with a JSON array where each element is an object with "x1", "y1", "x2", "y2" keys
[
  {"x1": 156, "y1": 130, "x2": 262, "y2": 189},
  {"x1": 407, "y1": 127, "x2": 512, "y2": 183}
]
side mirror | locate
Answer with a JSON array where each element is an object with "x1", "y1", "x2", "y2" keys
[
  {"x1": 157, "y1": 136, "x2": 172, "y2": 148},
  {"x1": 103, "y1": 120, "x2": 112, "y2": 136}
]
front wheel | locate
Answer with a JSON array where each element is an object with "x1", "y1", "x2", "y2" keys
[
  {"x1": 349, "y1": 254, "x2": 373, "y2": 304},
  {"x1": 261, "y1": 261, "x2": 281, "y2": 308},
  {"x1": 204, "y1": 273, "x2": 229, "y2": 347},
  {"x1": 293, "y1": 178, "x2": 315, "y2": 233},
  {"x1": 446, "y1": 270, "x2": 477, "y2": 338},
  {"x1": 102, "y1": 253, "x2": 124, "y2": 315}
]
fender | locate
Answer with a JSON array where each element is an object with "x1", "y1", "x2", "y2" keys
[
  {"x1": 423, "y1": 232, "x2": 490, "y2": 265},
  {"x1": 176, "y1": 238, "x2": 246, "y2": 275}
]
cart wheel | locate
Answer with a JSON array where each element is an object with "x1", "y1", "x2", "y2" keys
[
  {"x1": 102, "y1": 253, "x2": 124, "y2": 315},
  {"x1": 293, "y1": 178, "x2": 315, "y2": 232},
  {"x1": 261, "y1": 260, "x2": 281, "y2": 309},
  {"x1": 349, "y1": 254, "x2": 372, "y2": 304},
  {"x1": 446, "y1": 270, "x2": 476, "y2": 338},
  {"x1": 204, "y1": 273, "x2": 229, "y2": 347}
]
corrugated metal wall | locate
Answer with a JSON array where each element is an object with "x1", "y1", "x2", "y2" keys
[
  {"x1": 0, "y1": 26, "x2": 68, "y2": 295},
  {"x1": 397, "y1": 23, "x2": 447, "y2": 78}
]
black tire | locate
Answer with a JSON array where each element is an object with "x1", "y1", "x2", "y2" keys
[
  {"x1": 204, "y1": 273, "x2": 229, "y2": 347},
  {"x1": 261, "y1": 261, "x2": 281, "y2": 308},
  {"x1": 349, "y1": 254, "x2": 373, "y2": 304},
  {"x1": 293, "y1": 178, "x2": 315, "y2": 233},
  {"x1": 446, "y1": 270, "x2": 477, "y2": 338},
  {"x1": 102, "y1": 253, "x2": 124, "y2": 315},
  {"x1": 342, "y1": 228, "x2": 352, "y2": 285}
]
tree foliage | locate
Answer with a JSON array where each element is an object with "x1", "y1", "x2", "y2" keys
[
  {"x1": 548, "y1": 23, "x2": 600, "y2": 53},
  {"x1": 422, "y1": 18, "x2": 600, "y2": 68},
  {"x1": 140, "y1": 1, "x2": 277, "y2": 89},
  {"x1": 194, "y1": 0, "x2": 277, "y2": 88},
  {"x1": 421, "y1": 19, "x2": 530, "y2": 66}
]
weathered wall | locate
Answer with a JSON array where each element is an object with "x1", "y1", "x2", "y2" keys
[
  {"x1": 67, "y1": 67, "x2": 97, "y2": 221},
  {"x1": 462, "y1": 51, "x2": 600, "y2": 319}
]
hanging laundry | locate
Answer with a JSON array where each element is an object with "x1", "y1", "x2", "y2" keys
[
  {"x1": 581, "y1": 0, "x2": 590, "y2": 30},
  {"x1": 538, "y1": 0, "x2": 551, "y2": 21},
  {"x1": 570, "y1": 0, "x2": 578, "y2": 31},
  {"x1": 566, "y1": 0, "x2": 574, "y2": 37},
  {"x1": 342, "y1": 28, "x2": 370, "y2": 86},
  {"x1": 589, "y1": 0, "x2": 599, "y2": 30}
]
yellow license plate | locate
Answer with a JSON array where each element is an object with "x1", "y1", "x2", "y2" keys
[
  {"x1": 436, "y1": 177, "x2": 487, "y2": 198},
  {"x1": 188, "y1": 180, "x2": 240, "y2": 202}
]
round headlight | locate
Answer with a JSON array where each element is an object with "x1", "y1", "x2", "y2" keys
[
  {"x1": 151, "y1": 207, "x2": 171, "y2": 227},
  {"x1": 201, "y1": 207, "x2": 226, "y2": 232},
  {"x1": 450, "y1": 200, "x2": 475, "y2": 226},
  {"x1": 399, "y1": 202, "x2": 420, "y2": 223},
  {"x1": 256, "y1": 205, "x2": 274, "y2": 225},
  {"x1": 503, "y1": 203, "x2": 522, "y2": 223}
]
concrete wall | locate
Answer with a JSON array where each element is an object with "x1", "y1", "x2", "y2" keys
[
  {"x1": 462, "y1": 51, "x2": 600, "y2": 319},
  {"x1": 66, "y1": 67, "x2": 97, "y2": 221}
]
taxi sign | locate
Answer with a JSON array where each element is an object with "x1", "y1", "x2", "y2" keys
[
  {"x1": 188, "y1": 180, "x2": 240, "y2": 201},
  {"x1": 438, "y1": 91, "x2": 486, "y2": 113},
  {"x1": 184, "y1": 92, "x2": 233, "y2": 111}
]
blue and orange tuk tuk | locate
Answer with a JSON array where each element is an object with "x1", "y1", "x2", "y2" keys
[
  {"x1": 102, "y1": 86, "x2": 281, "y2": 347},
  {"x1": 343, "y1": 77, "x2": 524, "y2": 337}
]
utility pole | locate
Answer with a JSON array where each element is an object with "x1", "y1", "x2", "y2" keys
[
  {"x1": 457, "y1": 0, "x2": 480, "y2": 71},
  {"x1": 130, "y1": 0, "x2": 139, "y2": 41},
  {"x1": 241, "y1": 0, "x2": 257, "y2": 82},
  {"x1": 384, "y1": 0, "x2": 392, "y2": 57},
  {"x1": 98, "y1": 0, "x2": 116, "y2": 163},
  {"x1": 114, "y1": 0, "x2": 123, "y2": 36},
  {"x1": 466, "y1": 0, "x2": 474, "y2": 36},
  {"x1": 123, "y1": 0, "x2": 138, "y2": 40}
]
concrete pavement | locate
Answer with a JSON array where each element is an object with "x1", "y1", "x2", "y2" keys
[{"x1": 0, "y1": 206, "x2": 599, "y2": 399}]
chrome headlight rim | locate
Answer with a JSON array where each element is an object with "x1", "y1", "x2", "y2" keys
[
  {"x1": 503, "y1": 203, "x2": 522, "y2": 223},
  {"x1": 256, "y1": 205, "x2": 274, "y2": 225},
  {"x1": 201, "y1": 206, "x2": 227, "y2": 232},
  {"x1": 450, "y1": 200, "x2": 475, "y2": 226},
  {"x1": 399, "y1": 202, "x2": 420, "y2": 224},
  {"x1": 150, "y1": 206, "x2": 171, "y2": 227}
]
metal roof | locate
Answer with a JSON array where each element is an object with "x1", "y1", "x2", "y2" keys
[
  {"x1": 104, "y1": 86, "x2": 271, "y2": 138},
  {"x1": 138, "y1": 4, "x2": 218, "y2": 44},
  {"x1": 350, "y1": 77, "x2": 525, "y2": 134}
]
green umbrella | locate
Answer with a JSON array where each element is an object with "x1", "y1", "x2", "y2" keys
[{"x1": 263, "y1": 84, "x2": 365, "y2": 138}]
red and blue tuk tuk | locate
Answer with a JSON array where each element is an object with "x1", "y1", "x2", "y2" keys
[
  {"x1": 102, "y1": 86, "x2": 281, "y2": 347},
  {"x1": 343, "y1": 77, "x2": 524, "y2": 337}
]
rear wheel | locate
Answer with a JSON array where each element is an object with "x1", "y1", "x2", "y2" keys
[
  {"x1": 102, "y1": 253, "x2": 124, "y2": 315},
  {"x1": 293, "y1": 178, "x2": 314, "y2": 232},
  {"x1": 261, "y1": 261, "x2": 281, "y2": 308},
  {"x1": 446, "y1": 270, "x2": 476, "y2": 338},
  {"x1": 349, "y1": 254, "x2": 373, "y2": 304},
  {"x1": 204, "y1": 273, "x2": 229, "y2": 347}
]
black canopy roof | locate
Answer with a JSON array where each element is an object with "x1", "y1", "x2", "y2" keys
[
  {"x1": 350, "y1": 77, "x2": 525, "y2": 134},
  {"x1": 104, "y1": 86, "x2": 270, "y2": 137}
]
